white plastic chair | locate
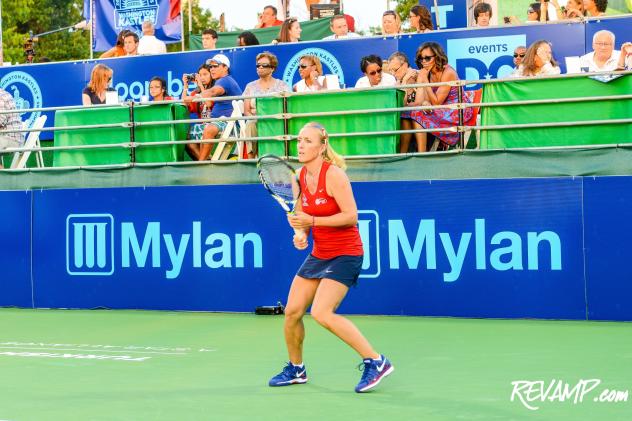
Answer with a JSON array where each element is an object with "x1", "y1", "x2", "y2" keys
[
  {"x1": 10, "y1": 114, "x2": 47, "y2": 169},
  {"x1": 211, "y1": 100, "x2": 245, "y2": 161}
]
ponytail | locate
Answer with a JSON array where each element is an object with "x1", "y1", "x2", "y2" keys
[{"x1": 303, "y1": 122, "x2": 347, "y2": 171}]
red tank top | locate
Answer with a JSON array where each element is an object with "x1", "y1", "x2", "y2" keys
[{"x1": 299, "y1": 161, "x2": 363, "y2": 259}]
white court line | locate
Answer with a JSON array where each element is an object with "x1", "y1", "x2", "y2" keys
[{"x1": 0, "y1": 346, "x2": 188, "y2": 355}]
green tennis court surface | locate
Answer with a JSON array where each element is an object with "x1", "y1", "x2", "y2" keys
[{"x1": 0, "y1": 309, "x2": 630, "y2": 420}]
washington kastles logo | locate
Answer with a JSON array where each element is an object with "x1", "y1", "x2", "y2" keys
[
  {"x1": 0, "y1": 71, "x2": 42, "y2": 128},
  {"x1": 114, "y1": 0, "x2": 159, "y2": 28},
  {"x1": 282, "y1": 48, "x2": 345, "y2": 88}
]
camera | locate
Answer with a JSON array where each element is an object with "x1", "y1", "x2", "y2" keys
[
  {"x1": 184, "y1": 73, "x2": 196, "y2": 81},
  {"x1": 503, "y1": 16, "x2": 511, "y2": 24}
]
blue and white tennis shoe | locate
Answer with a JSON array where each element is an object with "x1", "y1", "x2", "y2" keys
[
  {"x1": 355, "y1": 354, "x2": 394, "y2": 393},
  {"x1": 268, "y1": 362, "x2": 308, "y2": 387}
]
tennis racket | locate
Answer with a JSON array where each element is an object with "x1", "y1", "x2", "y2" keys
[{"x1": 257, "y1": 154, "x2": 306, "y2": 241}]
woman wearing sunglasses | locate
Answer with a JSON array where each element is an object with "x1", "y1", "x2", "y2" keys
[
  {"x1": 354, "y1": 55, "x2": 396, "y2": 88},
  {"x1": 404, "y1": 42, "x2": 472, "y2": 152},
  {"x1": 82, "y1": 64, "x2": 114, "y2": 106},
  {"x1": 293, "y1": 55, "x2": 329, "y2": 92}
]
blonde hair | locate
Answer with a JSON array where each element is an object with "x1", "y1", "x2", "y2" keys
[
  {"x1": 303, "y1": 122, "x2": 346, "y2": 171},
  {"x1": 299, "y1": 55, "x2": 323, "y2": 76},
  {"x1": 88, "y1": 64, "x2": 113, "y2": 95}
]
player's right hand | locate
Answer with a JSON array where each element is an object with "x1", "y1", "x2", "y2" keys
[{"x1": 293, "y1": 234, "x2": 308, "y2": 250}]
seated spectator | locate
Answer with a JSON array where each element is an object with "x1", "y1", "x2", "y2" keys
[
  {"x1": 294, "y1": 55, "x2": 329, "y2": 92},
  {"x1": 193, "y1": 54, "x2": 242, "y2": 160},
  {"x1": 388, "y1": 52, "x2": 424, "y2": 153},
  {"x1": 138, "y1": 21, "x2": 167, "y2": 55},
  {"x1": 404, "y1": 42, "x2": 472, "y2": 151},
  {"x1": 510, "y1": 46, "x2": 527, "y2": 76},
  {"x1": 382, "y1": 10, "x2": 401, "y2": 35},
  {"x1": 323, "y1": 15, "x2": 361, "y2": 40},
  {"x1": 526, "y1": 3, "x2": 544, "y2": 23},
  {"x1": 0, "y1": 87, "x2": 25, "y2": 167},
  {"x1": 148, "y1": 77, "x2": 173, "y2": 101},
  {"x1": 584, "y1": 0, "x2": 607, "y2": 17},
  {"x1": 409, "y1": 5, "x2": 434, "y2": 33},
  {"x1": 388, "y1": 52, "x2": 418, "y2": 86},
  {"x1": 237, "y1": 31, "x2": 260, "y2": 46},
  {"x1": 473, "y1": 2, "x2": 493, "y2": 27},
  {"x1": 355, "y1": 55, "x2": 397, "y2": 88},
  {"x1": 512, "y1": 40, "x2": 561, "y2": 77},
  {"x1": 243, "y1": 52, "x2": 291, "y2": 158},
  {"x1": 616, "y1": 42, "x2": 632, "y2": 70},
  {"x1": 100, "y1": 30, "x2": 130, "y2": 58},
  {"x1": 274, "y1": 18, "x2": 302, "y2": 44},
  {"x1": 551, "y1": 0, "x2": 584, "y2": 19},
  {"x1": 580, "y1": 30, "x2": 620, "y2": 72},
  {"x1": 202, "y1": 29, "x2": 218, "y2": 50},
  {"x1": 182, "y1": 64, "x2": 214, "y2": 143},
  {"x1": 123, "y1": 32, "x2": 139, "y2": 56},
  {"x1": 255, "y1": 5, "x2": 284, "y2": 29},
  {"x1": 82, "y1": 64, "x2": 114, "y2": 106}
]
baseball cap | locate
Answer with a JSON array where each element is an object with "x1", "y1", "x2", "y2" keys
[{"x1": 207, "y1": 54, "x2": 230, "y2": 68}]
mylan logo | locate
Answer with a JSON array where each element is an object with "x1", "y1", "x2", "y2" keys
[{"x1": 66, "y1": 214, "x2": 115, "y2": 276}]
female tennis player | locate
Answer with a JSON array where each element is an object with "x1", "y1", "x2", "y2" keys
[{"x1": 268, "y1": 122, "x2": 394, "y2": 393}]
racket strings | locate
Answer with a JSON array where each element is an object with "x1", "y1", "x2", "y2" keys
[{"x1": 259, "y1": 163, "x2": 297, "y2": 203}]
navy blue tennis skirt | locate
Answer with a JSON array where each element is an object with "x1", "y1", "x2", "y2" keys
[{"x1": 297, "y1": 254, "x2": 364, "y2": 288}]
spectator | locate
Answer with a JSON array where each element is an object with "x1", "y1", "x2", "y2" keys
[
  {"x1": 0, "y1": 87, "x2": 24, "y2": 168},
  {"x1": 255, "y1": 5, "x2": 284, "y2": 29},
  {"x1": 123, "y1": 32, "x2": 139, "y2": 56},
  {"x1": 323, "y1": 15, "x2": 360, "y2": 40},
  {"x1": 382, "y1": 10, "x2": 401, "y2": 35},
  {"x1": 148, "y1": 77, "x2": 173, "y2": 101},
  {"x1": 580, "y1": 30, "x2": 619, "y2": 72},
  {"x1": 202, "y1": 29, "x2": 218, "y2": 50},
  {"x1": 193, "y1": 54, "x2": 242, "y2": 160},
  {"x1": 510, "y1": 46, "x2": 527, "y2": 76},
  {"x1": 100, "y1": 30, "x2": 130, "y2": 58},
  {"x1": 294, "y1": 55, "x2": 328, "y2": 92},
  {"x1": 409, "y1": 5, "x2": 434, "y2": 33},
  {"x1": 243, "y1": 52, "x2": 291, "y2": 158},
  {"x1": 182, "y1": 63, "x2": 214, "y2": 144},
  {"x1": 551, "y1": 0, "x2": 584, "y2": 19},
  {"x1": 584, "y1": 0, "x2": 607, "y2": 17},
  {"x1": 512, "y1": 40, "x2": 561, "y2": 77},
  {"x1": 388, "y1": 52, "x2": 424, "y2": 153},
  {"x1": 405, "y1": 42, "x2": 472, "y2": 151},
  {"x1": 355, "y1": 55, "x2": 396, "y2": 88},
  {"x1": 616, "y1": 42, "x2": 632, "y2": 70},
  {"x1": 526, "y1": 3, "x2": 544, "y2": 23},
  {"x1": 82, "y1": 64, "x2": 114, "y2": 106},
  {"x1": 473, "y1": 2, "x2": 493, "y2": 27},
  {"x1": 138, "y1": 21, "x2": 167, "y2": 55},
  {"x1": 237, "y1": 31, "x2": 260, "y2": 46},
  {"x1": 275, "y1": 18, "x2": 302, "y2": 44}
]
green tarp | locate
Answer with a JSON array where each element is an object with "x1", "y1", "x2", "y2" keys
[
  {"x1": 480, "y1": 75, "x2": 632, "y2": 149},
  {"x1": 189, "y1": 18, "x2": 333, "y2": 50},
  {"x1": 53, "y1": 104, "x2": 190, "y2": 167},
  {"x1": 257, "y1": 89, "x2": 403, "y2": 156}
]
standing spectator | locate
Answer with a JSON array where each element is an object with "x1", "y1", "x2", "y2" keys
[
  {"x1": 0, "y1": 87, "x2": 24, "y2": 168},
  {"x1": 526, "y1": 3, "x2": 543, "y2": 23},
  {"x1": 512, "y1": 40, "x2": 561, "y2": 77},
  {"x1": 193, "y1": 54, "x2": 242, "y2": 161},
  {"x1": 148, "y1": 77, "x2": 173, "y2": 101},
  {"x1": 294, "y1": 55, "x2": 328, "y2": 92},
  {"x1": 354, "y1": 55, "x2": 396, "y2": 88},
  {"x1": 243, "y1": 52, "x2": 291, "y2": 158},
  {"x1": 138, "y1": 21, "x2": 167, "y2": 55},
  {"x1": 381, "y1": 10, "x2": 401, "y2": 35},
  {"x1": 123, "y1": 32, "x2": 139, "y2": 56},
  {"x1": 82, "y1": 64, "x2": 114, "y2": 106},
  {"x1": 100, "y1": 30, "x2": 130, "y2": 58},
  {"x1": 405, "y1": 42, "x2": 472, "y2": 151},
  {"x1": 580, "y1": 30, "x2": 620, "y2": 72},
  {"x1": 388, "y1": 52, "x2": 424, "y2": 153},
  {"x1": 275, "y1": 18, "x2": 302, "y2": 44},
  {"x1": 255, "y1": 5, "x2": 284, "y2": 28},
  {"x1": 409, "y1": 5, "x2": 434, "y2": 33},
  {"x1": 616, "y1": 42, "x2": 632, "y2": 70},
  {"x1": 510, "y1": 46, "x2": 527, "y2": 76},
  {"x1": 237, "y1": 31, "x2": 260, "y2": 46},
  {"x1": 202, "y1": 29, "x2": 218, "y2": 50},
  {"x1": 323, "y1": 15, "x2": 360, "y2": 40},
  {"x1": 584, "y1": 0, "x2": 607, "y2": 17},
  {"x1": 473, "y1": 2, "x2": 493, "y2": 27}
]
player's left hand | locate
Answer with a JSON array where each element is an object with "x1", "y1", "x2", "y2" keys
[{"x1": 288, "y1": 211, "x2": 313, "y2": 229}]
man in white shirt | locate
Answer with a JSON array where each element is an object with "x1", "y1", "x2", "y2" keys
[
  {"x1": 322, "y1": 15, "x2": 360, "y2": 40},
  {"x1": 579, "y1": 30, "x2": 620, "y2": 72},
  {"x1": 137, "y1": 21, "x2": 167, "y2": 55}
]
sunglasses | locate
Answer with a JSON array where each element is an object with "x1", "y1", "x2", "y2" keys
[
  {"x1": 256, "y1": 63, "x2": 273, "y2": 68},
  {"x1": 367, "y1": 68, "x2": 382, "y2": 76},
  {"x1": 527, "y1": 8, "x2": 535, "y2": 13},
  {"x1": 208, "y1": 64, "x2": 220, "y2": 68},
  {"x1": 299, "y1": 64, "x2": 312, "y2": 69},
  {"x1": 513, "y1": 53, "x2": 525, "y2": 58},
  {"x1": 419, "y1": 55, "x2": 435, "y2": 62}
]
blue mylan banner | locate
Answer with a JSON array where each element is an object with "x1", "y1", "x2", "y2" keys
[
  {"x1": 418, "y1": 0, "x2": 468, "y2": 30},
  {"x1": 30, "y1": 178, "x2": 588, "y2": 319},
  {"x1": 93, "y1": 0, "x2": 182, "y2": 52},
  {"x1": 0, "y1": 191, "x2": 32, "y2": 308}
]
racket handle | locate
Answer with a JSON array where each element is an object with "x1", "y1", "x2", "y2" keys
[{"x1": 293, "y1": 228, "x2": 306, "y2": 241}]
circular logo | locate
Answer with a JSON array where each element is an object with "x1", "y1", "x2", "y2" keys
[
  {"x1": 0, "y1": 71, "x2": 43, "y2": 128},
  {"x1": 282, "y1": 47, "x2": 345, "y2": 88}
]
